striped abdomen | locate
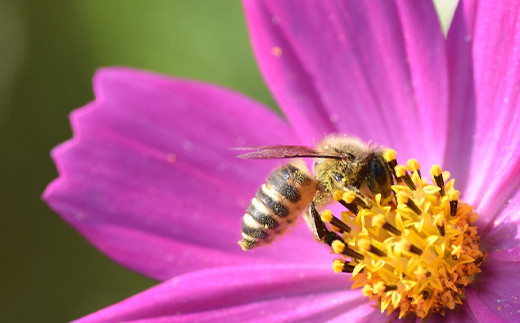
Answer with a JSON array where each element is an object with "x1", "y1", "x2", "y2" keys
[{"x1": 239, "y1": 162, "x2": 318, "y2": 250}]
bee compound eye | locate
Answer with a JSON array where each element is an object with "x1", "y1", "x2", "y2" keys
[{"x1": 332, "y1": 171, "x2": 344, "y2": 184}]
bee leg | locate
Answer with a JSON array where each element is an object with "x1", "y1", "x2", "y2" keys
[{"x1": 306, "y1": 202, "x2": 343, "y2": 245}]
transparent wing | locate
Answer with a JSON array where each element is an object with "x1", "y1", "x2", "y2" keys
[{"x1": 236, "y1": 145, "x2": 342, "y2": 160}]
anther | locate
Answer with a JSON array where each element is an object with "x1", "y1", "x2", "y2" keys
[
  {"x1": 370, "y1": 282, "x2": 386, "y2": 295},
  {"x1": 369, "y1": 245, "x2": 387, "y2": 258},
  {"x1": 332, "y1": 259, "x2": 355, "y2": 273},
  {"x1": 382, "y1": 222, "x2": 401, "y2": 236},
  {"x1": 409, "y1": 244, "x2": 423, "y2": 255},
  {"x1": 341, "y1": 200, "x2": 358, "y2": 214},
  {"x1": 384, "y1": 285, "x2": 398, "y2": 292},
  {"x1": 437, "y1": 224, "x2": 445, "y2": 236},
  {"x1": 334, "y1": 191, "x2": 358, "y2": 214},
  {"x1": 383, "y1": 149, "x2": 398, "y2": 178},
  {"x1": 343, "y1": 189, "x2": 372, "y2": 209},
  {"x1": 395, "y1": 165, "x2": 416, "y2": 190},
  {"x1": 324, "y1": 232, "x2": 343, "y2": 246},
  {"x1": 343, "y1": 263, "x2": 355, "y2": 273},
  {"x1": 320, "y1": 210, "x2": 351, "y2": 233},
  {"x1": 332, "y1": 240, "x2": 365, "y2": 260},
  {"x1": 430, "y1": 165, "x2": 445, "y2": 196},
  {"x1": 406, "y1": 159, "x2": 421, "y2": 178},
  {"x1": 448, "y1": 190, "x2": 459, "y2": 217},
  {"x1": 407, "y1": 201, "x2": 421, "y2": 215},
  {"x1": 450, "y1": 201, "x2": 458, "y2": 217},
  {"x1": 335, "y1": 188, "x2": 371, "y2": 213},
  {"x1": 397, "y1": 192, "x2": 422, "y2": 215}
]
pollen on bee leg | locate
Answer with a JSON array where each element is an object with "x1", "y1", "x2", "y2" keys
[{"x1": 319, "y1": 151, "x2": 485, "y2": 319}]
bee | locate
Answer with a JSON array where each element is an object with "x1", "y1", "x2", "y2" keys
[{"x1": 238, "y1": 135, "x2": 393, "y2": 250}]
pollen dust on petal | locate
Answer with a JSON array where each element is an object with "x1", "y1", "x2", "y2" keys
[{"x1": 271, "y1": 46, "x2": 283, "y2": 57}]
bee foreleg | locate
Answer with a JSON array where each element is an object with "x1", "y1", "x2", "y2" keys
[{"x1": 306, "y1": 202, "x2": 342, "y2": 245}]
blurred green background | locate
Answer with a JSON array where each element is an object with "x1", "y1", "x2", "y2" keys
[
  {"x1": 0, "y1": 1, "x2": 456, "y2": 321},
  {"x1": 1, "y1": 1, "x2": 274, "y2": 321}
]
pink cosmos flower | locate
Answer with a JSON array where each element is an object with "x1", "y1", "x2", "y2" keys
[{"x1": 43, "y1": 0, "x2": 520, "y2": 322}]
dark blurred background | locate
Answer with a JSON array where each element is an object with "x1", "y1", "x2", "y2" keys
[
  {"x1": 0, "y1": 1, "x2": 275, "y2": 321},
  {"x1": 0, "y1": 1, "x2": 456, "y2": 321}
]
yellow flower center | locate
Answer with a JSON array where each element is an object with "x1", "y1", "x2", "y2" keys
[{"x1": 321, "y1": 150, "x2": 485, "y2": 319}]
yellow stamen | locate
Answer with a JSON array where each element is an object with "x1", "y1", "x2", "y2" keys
[
  {"x1": 407, "y1": 159, "x2": 421, "y2": 173},
  {"x1": 333, "y1": 190, "x2": 344, "y2": 202},
  {"x1": 430, "y1": 164, "x2": 442, "y2": 177},
  {"x1": 320, "y1": 209, "x2": 333, "y2": 223},
  {"x1": 342, "y1": 191, "x2": 356, "y2": 204},
  {"x1": 448, "y1": 190, "x2": 459, "y2": 201},
  {"x1": 396, "y1": 191, "x2": 409, "y2": 204},
  {"x1": 383, "y1": 149, "x2": 396, "y2": 163},
  {"x1": 321, "y1": 151, "x2": 485, "y2": 319},
  {"x1": 395, "y1": 165, "x2": 407, "y2": 178},
  {"x1": 332, "y1": 259, "x2": 345, "y2": 273},
  {"x1": 430, "y1": 164, "x2": 445, "y2": 195},
  {"x1": 332, "y1": 240, "x2": 345, "y2": 254}
]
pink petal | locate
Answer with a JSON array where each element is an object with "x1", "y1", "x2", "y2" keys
[
  {"x1": 355, "y1": 310, "x2": 407, "y2": 323},
  {"x1": 466, "y1": 260, "x2": 520, "y2": 322},
  {"x1": 479, "y1": 187, "x2": 520, "y2": 252},
  {"x1": 487, "y1": 248, "x2": 520, "y2": 263},
  {"x1": 464, "y1": 1, "x2": 520, "y2": 222},
  {"x1": 427, "y1": 303, "x2": 479, "y2": 323},
  {"x1": 75, "y1": 264, "x2": 370, "y2": 323},
  {"x1": 43, "y1": 67, "x2": 331, "y2": 280},
  {"x1": 443, "y1": 0, "x2": 479, "y2": 191},
  {"x1": 244, "y1": 0, "x2": 449, "y2": 168},
  {"x1": 466, "y1": 190, "x2": 520, "y2": 321}
]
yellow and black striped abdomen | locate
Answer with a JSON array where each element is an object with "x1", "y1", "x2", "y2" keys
[{"x1": 239, "y1": 162, "x2": 318, "y2": 250}]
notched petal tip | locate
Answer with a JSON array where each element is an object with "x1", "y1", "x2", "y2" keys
[{"x1": 42, "y1": 67, "x2": 327, "y2": 279}]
